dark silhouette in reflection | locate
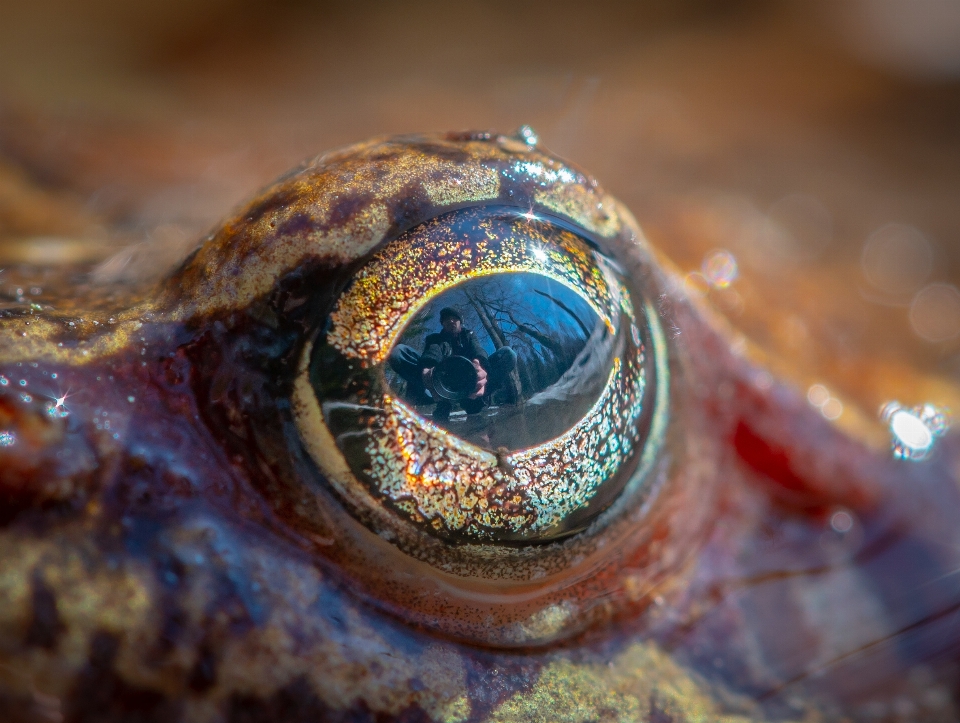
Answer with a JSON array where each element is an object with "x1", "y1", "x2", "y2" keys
[
  {"x1": 386, "y1": 273, "x2": 615, "y2": 451},
  {"x1": 389, "y1": 306, "x2": 519, "y2": 421}
]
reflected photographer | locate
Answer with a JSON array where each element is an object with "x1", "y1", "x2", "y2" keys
[{"x1": 388, "y1": 307, "x2": 518, "y2": 421}]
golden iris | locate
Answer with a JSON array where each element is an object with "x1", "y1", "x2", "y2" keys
[{"x1": 302, "y1": 205, "x2": 658, "y2": 544}]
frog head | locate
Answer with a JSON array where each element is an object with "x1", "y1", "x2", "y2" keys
[{"x1": 1, "y1": 132, "x2": 958, "y2": 722}]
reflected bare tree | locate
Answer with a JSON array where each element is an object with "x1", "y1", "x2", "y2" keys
[{"x1": 460, "y1": 277, "x2": 596, "y2": 402}]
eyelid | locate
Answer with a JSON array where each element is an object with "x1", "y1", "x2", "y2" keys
[{"x1": 161, "y1": 134, "x2": 626, "y2": 324}]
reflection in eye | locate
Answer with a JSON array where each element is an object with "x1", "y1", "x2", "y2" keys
[
  {"x1": 299, "y1": 205, "x2": 659, "y2": 545},
  {"x1": 387, "y1": 273, "x2": 605, "y2": 449}
]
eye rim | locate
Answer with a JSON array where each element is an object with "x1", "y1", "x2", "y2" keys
[
  {"x1": 164, "y1": 132, "x2": 701, "y2": 647},
  {"x1": 283, "y1": 217, "x2": 680, "y2": 647},
  {"x1": 290, "y1": 201, "x2": 672, "y2": 577},
  {"x1": 313, "y1": 204, "x2": 648, "y2": 545}
]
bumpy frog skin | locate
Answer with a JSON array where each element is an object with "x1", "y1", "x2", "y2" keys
[{"x1": 2, "y1": 132, "x2": 960, "y2": 722}]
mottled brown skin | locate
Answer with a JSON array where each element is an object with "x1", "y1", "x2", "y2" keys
[{"x1": 2, "y1": 133, "x2": 960, "y2": 723}]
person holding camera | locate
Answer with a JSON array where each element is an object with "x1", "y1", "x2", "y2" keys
[{"x1": 388, "y1": 307, "x2": 518, "y2": 421}]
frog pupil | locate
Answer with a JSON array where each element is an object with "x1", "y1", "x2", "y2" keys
[{"x1": 385, "y1": 273, "x2": 607, "y2": 451}]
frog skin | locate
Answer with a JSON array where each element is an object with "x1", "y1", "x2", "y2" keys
[{"x1": 1, "y1": 131, "x2": 960, "y2": 723}]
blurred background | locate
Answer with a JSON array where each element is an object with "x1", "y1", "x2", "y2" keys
[{"x1": 1, "y1": 0, "x2": 959, "y2": 430}]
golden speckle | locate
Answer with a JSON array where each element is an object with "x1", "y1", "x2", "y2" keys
[
  {"x1": 312, "y1": 205, "x2": 653, "y2": 542},
  {"x1": 423, "y1": 165, "x2": 500, "y2": 206},
  {"x1": 366, "y1": 354, "x2": 646, "y2": 540},
  {"x1": 488, "y1": 642, "x2": 763, "y2": 723},
  {"x1": 327, "y1": 213, "x2": 615, "y2": 365}
]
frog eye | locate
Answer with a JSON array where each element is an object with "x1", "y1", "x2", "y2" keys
[
  {"x1": 292, "y1": 204, "x2": 666, "y2": 548},
  {"x1": 177, "y1": 133, "x2": 675, "y2": 645}
]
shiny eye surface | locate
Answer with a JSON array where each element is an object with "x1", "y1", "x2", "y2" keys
[
  {"x1": 295, "y1": 205, "x2": 661, "y2": 545},
  {"x1": 164, "y1": 132, "x2": 681, "y2": 646}
]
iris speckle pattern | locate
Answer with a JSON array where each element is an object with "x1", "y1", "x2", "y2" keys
[
  {"x1": 326, "y1": 209, "x2": 617, "y2": 365},
  {"x1": 369, "y1": 355, "x2": 646, "y2": 540},
  {"x1": 311, "y1": 206, "x2": 655, "y2": 544}
]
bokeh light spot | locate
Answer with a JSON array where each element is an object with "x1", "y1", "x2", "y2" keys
[
  {"x1": 768, "y1": 194, "x2": 833, "y2": 262},
  {"x1": 861, "y1": 223, "x2": 932, "y2": 297},
  {"x1": 821, "y1": 398, "x2": 843, "y2": 421},
  {"x1": 683, "y1": 271, "x2": 710, "y2": 297},
  {"x1": 702, "y1": 250, "x2": 738, "y2": 288},
  {"x1": 830, "y1": 510, "x2": 854, "y2": 534},
  {"x1": 808, "y1": 383, "x2": 843, "y2": 420},
  {"x1": 910, "y1": 283, "x2": 960, "y2": 343},
  {"x1": 807, "y1": 384, "x2": 830, "y2": 407}
]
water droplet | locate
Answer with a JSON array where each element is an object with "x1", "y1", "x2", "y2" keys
[
  {"x1": 880, "y1": 401, "x2": 949, "y2": 460},
  {"x1": 516, "y1": 125, "x2": 539, "y2": 147},
  {"x1": 0, "y1": 431, "x2": 15, "y2": 447},
  {"x1": 892, "y1": 410, "x2": 933, "y2": 449}
]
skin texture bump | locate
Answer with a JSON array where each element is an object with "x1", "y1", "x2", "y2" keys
[{"x1": 1, "y1": 132, "x2": 960, "y2": 723}]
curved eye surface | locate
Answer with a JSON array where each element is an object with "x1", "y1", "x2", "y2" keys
[
  {"x1": 297, "y1": 205, "x2": 659, "y2": 545},
  {"x1": 386, "y1": 272, "x2": 605, "y2": 449}
]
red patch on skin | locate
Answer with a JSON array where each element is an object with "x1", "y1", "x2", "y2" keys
[{"x1": 733, "y1": 421, "x2": 829, "y2": 512}]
